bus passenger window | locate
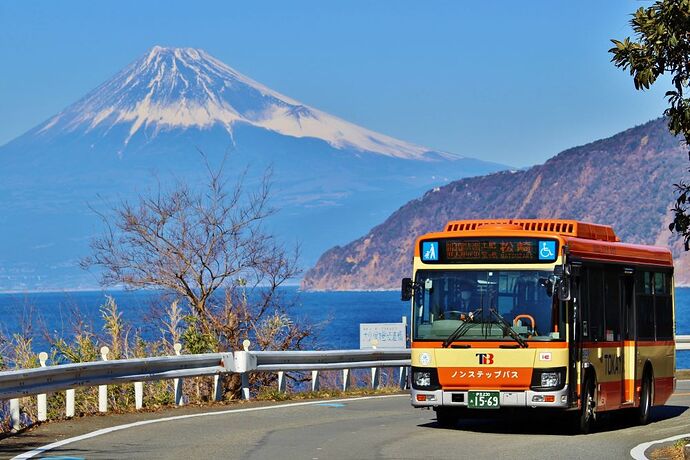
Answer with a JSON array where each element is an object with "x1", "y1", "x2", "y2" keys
[
  {"x1": 604, "y1": 270, "x2": 621, "y2": 341},
  {"x1": 636, "y1": 271, "x2": 655, "y2": 340},
  {"x1": 655, "y1": 272, "x2": 673, "y2": 340},
  {"x1": 586, "y1": 268, "x2": 605, "y2": 342}
]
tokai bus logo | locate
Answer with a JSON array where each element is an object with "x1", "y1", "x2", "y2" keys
[{"x1": 476, "y1": 353, "x2": 494, "y2": 365}]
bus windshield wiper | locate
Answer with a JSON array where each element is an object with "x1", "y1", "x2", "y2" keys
[
  {"x1": 489, "y1": 308, "x2": 528, "y2": 348},
  {"x1": 442, "y1": 308, "x2": 482, "y2": 348}
]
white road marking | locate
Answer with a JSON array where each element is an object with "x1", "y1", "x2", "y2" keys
[
  {"x1": 629, "y1": 382, "x2": 690, "y2": 458},
  {"x1": 11, "y1": 394, "x2": 407, "y2": 460},
  {"x1": 630, "y1": 432, "x2": 690, "y2": 460}
]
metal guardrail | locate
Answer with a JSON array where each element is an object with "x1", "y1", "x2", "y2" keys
[
  {"x1": 0, "y1": 353, "x2": 229, "y2": 400},
  {"x1": 0, "y1": 347, "x2": 412, "y2": 431},
  {"x1": 247, "y1": 349, "x2": 411, "y2": 372},
  {"x1": 6, "y1": 338, "x2": 690, "y2": 401},
  {"x1": 0, "y1": 348, "x2": 411, "y2": 401}
]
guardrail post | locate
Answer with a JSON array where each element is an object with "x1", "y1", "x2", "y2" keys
[
  {"x1": 241, "y1": 340, "x2": 251, "y2": 400},
  {"x1": 66, "y1": 389, "x2": 75, "y2": 418},
  {"x1": 371, "y1": 367, "x2": 380, "y2": 389},
  {"x1": 277, "y1": 371, "x2": 286, "y2": 393},
  {"x1": 398, "y1": 366, "x2": 408, "y2": 390},
  {"x1": 213, "y1": 375, "x2": 223, "y2": 402},
  {"x1": 311, "y1": 370, "x2": 320, "y2": 391},
  {"x1": 342, "y1": 369, "x2": 351, "y2": 391},
  {"x1": 134, "y1": 381, "x2": 144, "y2": 410},
  {"x1": 369, "y1": 340, "x2": 380, "y2": 389},
  {"x1": 173, "y1": 343, "x2": 184, "y2": 406},
  {"x1": 37, "y1": 352, "x2": 48, "y2": 421},
  {"x1": 241, "y1": 373, "x2": 250, "y2": 400},
  {"x1": 9, "y1": 398, "x2": 20, "y2": 432},
  {"x1": 98, "y1": 346, "x2": 110, "y2": 413}
]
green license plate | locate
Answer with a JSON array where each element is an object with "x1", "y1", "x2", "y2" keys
[{"x1": 468, "y1": 391, "x2": 500, "y2": 409}]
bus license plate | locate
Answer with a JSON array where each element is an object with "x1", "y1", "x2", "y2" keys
[{"x1": 468, "y1": 391, "x2": 500, "y2": 409}]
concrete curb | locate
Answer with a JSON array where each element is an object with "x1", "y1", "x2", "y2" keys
[{"x1": 630, "y1": 432, "x2": 690, "y2": 460}]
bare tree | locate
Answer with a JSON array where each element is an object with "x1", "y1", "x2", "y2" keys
[{"x1": 82, "y1": 159, "x2": 303, "y2": 348}]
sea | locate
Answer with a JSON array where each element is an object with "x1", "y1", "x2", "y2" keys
[{"x1": 0, "y1": 287, "x2": 689, "y2": 368}]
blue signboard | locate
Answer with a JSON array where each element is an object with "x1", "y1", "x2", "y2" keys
[
  {"x1": 538, "y1": 240, "x2": 557, "y2": 260},
  {"x1": 422, "y1": 241, "x2": 438, "y2": 261}
]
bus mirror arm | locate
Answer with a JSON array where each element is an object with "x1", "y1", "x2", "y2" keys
[{"x1": 540, "y1": 277, "x2": 555, "y2": 297}]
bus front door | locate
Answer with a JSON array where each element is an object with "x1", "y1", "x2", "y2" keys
[{"x1": 622, "y1": 274, "x2": 635, "y2": 404}]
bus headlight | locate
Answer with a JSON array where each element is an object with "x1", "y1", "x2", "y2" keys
[
  {"x1": 540, "y1": 372, "x2": 560, "y2": 388},
  {"x1": 530, "y1": 367, "x2": 566, "y2": 391},
  {"x1": 414, "y1": 371, "x2": 431, "y2": 387},
  {"x1": 411, "y1": 367, "x2": 440, "y2": 390}
]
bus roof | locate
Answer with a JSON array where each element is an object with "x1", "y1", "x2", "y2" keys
[{"x1": 414, "y1": 219, "x2": 673, "y2": 268}]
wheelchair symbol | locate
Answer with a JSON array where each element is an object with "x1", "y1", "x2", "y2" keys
[{"x1": 539, "y1": 242, "x2": 555, "y2": 260}]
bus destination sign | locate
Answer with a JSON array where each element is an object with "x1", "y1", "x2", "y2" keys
[{"x1": 421, "y1": 238, "x2": 558, "y2": 264}]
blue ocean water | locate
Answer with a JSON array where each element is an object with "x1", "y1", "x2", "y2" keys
[
  {"x1": 0, "y1": 287, "x2": 688, "y2": 368},
  {"x1": 0, "y1": 288, "x2": 408, "y2": 356}
]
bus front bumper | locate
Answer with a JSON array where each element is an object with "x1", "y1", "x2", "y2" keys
[{"x1": 411, "y1": 386, "x2": 570, "y2": 409}]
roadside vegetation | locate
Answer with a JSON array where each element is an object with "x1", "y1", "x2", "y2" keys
[
  {"x1": 0, "y1": 294, "x2": 402, "y2": 434},
  {"x1": 650, "y1": 437, "x2": 690, "y2": 460},
  {"x1": 0, "y1": 158, "x2": 330, "y2": 433}
]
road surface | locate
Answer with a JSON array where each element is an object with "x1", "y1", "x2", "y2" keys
[{"x1": 3, "y1": 384, "x2": 690, "y2": 459}]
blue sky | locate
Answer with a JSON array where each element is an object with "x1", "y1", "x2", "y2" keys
[{"x1": 0, "y1": 1, "x2": 669, "y2": 167}]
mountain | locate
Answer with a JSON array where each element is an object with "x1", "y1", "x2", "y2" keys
[
  {"x1": 301, "y1": 118, "x2": 690, "y2": 290},
  {"x1": 27, "y1": 46, "x2": 457, "y2": 161},
  {"x1": 0, "y1": 46, "x2": 506, "y2": 291}
]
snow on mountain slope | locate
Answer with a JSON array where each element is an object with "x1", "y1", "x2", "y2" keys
[{"x1": 34, "y1": 46, "x2": 456, "y2": 160}]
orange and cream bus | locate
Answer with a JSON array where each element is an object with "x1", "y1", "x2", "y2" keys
[{"x1": 402, "y1": 219, "x2": 675, "y2": 432}]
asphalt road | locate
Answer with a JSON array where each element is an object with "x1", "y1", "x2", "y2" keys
[{"x1": 4, "y1": 384, "x2": 690, "y2": 460}]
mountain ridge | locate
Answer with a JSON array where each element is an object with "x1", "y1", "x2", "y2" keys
[
  {"x1": 22, "y1": 46, "x2": 459, "y2": 161},
  {"x1": 301, "y1": 118, "x2": 690, "y2": 290}
]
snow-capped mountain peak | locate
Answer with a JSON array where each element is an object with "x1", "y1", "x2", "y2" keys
[{"x1": 35, "y1": 46, "x2": 458, "y2": 160}]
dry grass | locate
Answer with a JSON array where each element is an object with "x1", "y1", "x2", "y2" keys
[
  {"x1": 649, "y1": 438, "x2": 690, "y2": 460},
  {"x1": 676, "y1": 369, "x2": 690, "y2": 380}
]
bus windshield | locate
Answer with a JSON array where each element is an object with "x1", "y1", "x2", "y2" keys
[{"x1": 413, "y1": 269, "x2": 564, "y2": 342}]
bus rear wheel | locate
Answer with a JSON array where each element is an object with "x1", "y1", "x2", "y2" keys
[
  {"x1": 435, "y1": 407, "x2": 459, "y2": 428},
  {"x1": 637, "y1": 371, "x2": 652, "y2": 425},
  {"x1": 576, "y1": 377, "x2": 596, "y2": 434}
]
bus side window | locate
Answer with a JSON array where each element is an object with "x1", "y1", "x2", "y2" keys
[
  {"x1": 604, "y1": 269, "x2": 621, "y2": 341},
  {"x1": 655, "y1": 272, "x2": 673, "y2": 340},
  {"x1": 586, "y1": 267, "x2": 605, "y2": 342},
  {"x1": 636, "y1": 271, "x2": 655, "y2": 340}
]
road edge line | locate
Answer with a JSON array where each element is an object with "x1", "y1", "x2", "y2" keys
[
  {"x1": 11, "y1": 394, "x2": 408, "y2": 459},
  {"x1": 630, "y1": 432, "x2": 690, "y2": 459}
]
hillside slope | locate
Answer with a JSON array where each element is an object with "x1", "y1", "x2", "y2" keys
[{"x1": 302, "y1": 118, "x2": 690, "y2": 289}]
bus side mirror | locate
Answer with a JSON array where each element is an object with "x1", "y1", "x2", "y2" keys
[
  {"x1": 401, "y1": 278, "x2": 413, "y2": 301},
  {"x1": 557, "y1": 277, "x2": 571, "y2": 301},
  {"x1": 554, "y1": 264, "x2": 571, "y2": 301}
]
